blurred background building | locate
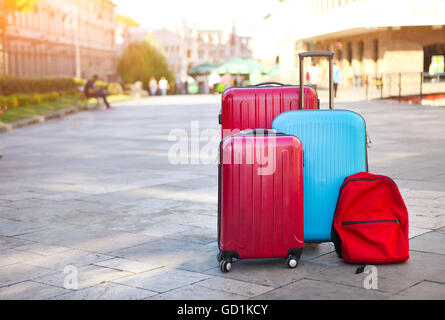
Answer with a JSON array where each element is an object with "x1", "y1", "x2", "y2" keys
[
  {"x1": 1, "y1": 0, "x2": 117, "y2": 80},
  {"x1": 255, "y1": 0, "x2": 445, "y2": 84},
  {"x1": 121, "y1": 22, "x2": 253, "y2": 81}
]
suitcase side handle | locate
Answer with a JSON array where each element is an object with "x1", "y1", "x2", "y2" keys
[{"x1": 299, "y1": 51, "x2": 335, "y2": 110}]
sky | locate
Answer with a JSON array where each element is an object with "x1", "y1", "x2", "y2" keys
[{"x1": 112, "y1": 0, "x2": 279, "y2": 35}]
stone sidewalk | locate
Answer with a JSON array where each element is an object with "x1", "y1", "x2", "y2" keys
[{"x1": 0, "y1": 95, "x2": 444, "y2": 300}]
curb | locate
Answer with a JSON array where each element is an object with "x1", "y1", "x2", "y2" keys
[{"x1": 0, "y1": 104, "x2": 100, "y2": 133}]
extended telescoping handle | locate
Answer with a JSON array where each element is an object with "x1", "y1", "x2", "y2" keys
[{"x1": 299, "y1": 51, "x2": 335, "y2": 110}]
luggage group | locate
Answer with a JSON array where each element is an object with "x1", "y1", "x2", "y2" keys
[{"x1": 217, "y1": 52, "x2": 410, "y2": 273}]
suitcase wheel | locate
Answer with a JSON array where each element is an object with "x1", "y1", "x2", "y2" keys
[
  {"x1": 286, "y1": 255, "x2": 299, "y2": 269},
  {"x1": 217, "y1": 252, "x2": 223, "y2": 263},
  {"x1": 220, "y1": 259, "x2": 232, "y2": 273}
]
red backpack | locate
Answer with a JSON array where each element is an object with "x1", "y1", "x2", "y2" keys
[{"x1": 332, "y1": 172, "x2": 409, "y2": 264}]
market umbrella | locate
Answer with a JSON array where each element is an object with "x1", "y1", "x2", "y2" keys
[
  {"x1": 216, "y1": 58, "x2": 250, "y2": 75},
  {"x1": 244, "y1": 59, "x2": 266, "y2": 74},
  {"x1": 188, "y1": 61, "x2": 218, "y2": 75}
]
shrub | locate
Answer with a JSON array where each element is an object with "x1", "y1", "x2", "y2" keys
[
  {"x1": 0, "y1": 77, "x2": 77, "y2": 96},
  {"x1": 30, "y1": 94, "x2": 43, "y2": 105},
  {"x1": 14, "y1": 94, "x2": 31, "y2": 107},
  {"x1": 0, "y1": 95, "x2": 19, "y2": 109},
  {"x1": 46, "y1": 92, "x2": 60, "y2": 102},
  {"x1": 108, "y1": 82, "x2": 123, "y2": 95}
]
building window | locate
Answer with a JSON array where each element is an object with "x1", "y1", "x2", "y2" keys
[
  {"x1": 337, "y1": 49, "x2": 343, "y2": 61},
  {"x1": 347, "y1": 42, "x2": 352, "y2": 64},
  {"x1": 358, "y1": 41, "x2": 364, "y2": 62},
  {"x1": 373, "y1": 39, "x2": 379, "y2": 62}
]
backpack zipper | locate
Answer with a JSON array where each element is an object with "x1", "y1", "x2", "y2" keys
[
  {"x1": 339, "y1": 176, "x2": 396, "y2": 195},
  {"x1": 342, "y1": 219, "x2": 399, "y2": 226}
]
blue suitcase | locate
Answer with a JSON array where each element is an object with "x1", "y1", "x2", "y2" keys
[{"x1": 272, "y1": 52, "x2": 368, "y2": 242}]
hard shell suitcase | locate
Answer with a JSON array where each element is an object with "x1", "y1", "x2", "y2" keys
[
  {"x1": 218, "y1": 129, "x2": 304, "y2": 272},
  {"x1": 219, "y1": 82, "x2": 319, "y2": 139},
  {"x1": 272, "y1": 52, "x2": 368, "y2": 242}
]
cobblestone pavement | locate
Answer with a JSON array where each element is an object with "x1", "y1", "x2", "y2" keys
[{"x1": 0, "y1": 95, "x2": 444, "y2": 300}]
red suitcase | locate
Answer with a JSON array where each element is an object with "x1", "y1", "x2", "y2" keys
[
  {"x1": 217, "y1": 129, "x2": 304, "y2": 272},
  {"x1": 219, "y1": 82, "x2": 319, "y2": 139}
]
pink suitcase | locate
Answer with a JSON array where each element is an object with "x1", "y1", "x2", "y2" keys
[
  {"x1": 219, "y1": 82, "x2": 319, "y2": 139},
  {"x1": 218, "y1": 129, "x2": 304, "y2": 272}
]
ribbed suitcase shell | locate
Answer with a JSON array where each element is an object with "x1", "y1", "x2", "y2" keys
[
  {"x1": 219, "y1": 135, "x2": 304, "y2": 259},
  {"x1": 221, "y1": 86, "x2": 318, "y2": 138},
  {"x1": 272, "y1": 110, "x2": 368, "y2": 242}
]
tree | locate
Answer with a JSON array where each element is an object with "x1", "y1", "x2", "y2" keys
[
  {"x1": 118, "y1": 41, "x2": 174, "y2": 89},
  {"x1": 115, "y1": 14, "x2": 139, "y2": 46},
  {"x1": 0, "y1": 0, "x2": 39, "y2": 75}
]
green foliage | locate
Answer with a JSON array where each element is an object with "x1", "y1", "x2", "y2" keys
[
  {"x1": 1, "y1": 0, "x2": 39, "y2": 31},
  {"x1": 117, "y1": 14, "x2": 139, "y2": 28},
  {"x1": 0, "y1": 91, "x2": 61, "y2": 110},
  {"x1": 108, "y1": 82, "x2": 123, "y2": 95},
  {"x1": 117, "y1": 41, "x2": 174, "y2": 89},
  {"x1": 0, "y1": 77, "x2": 77, "y2": 96}
]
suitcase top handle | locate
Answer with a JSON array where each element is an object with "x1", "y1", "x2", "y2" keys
[
  {"x1": 299, "y1": 51, "x2": 335, "y2": 110},
  {"x1": 251, "y1": 82, "x2": 287, "y2": 87},
  {"x1": 233, "y1": 129, "x2": 286, "y2": 137}
]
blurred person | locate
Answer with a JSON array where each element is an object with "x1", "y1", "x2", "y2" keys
[
  {"x1": 308, "y1": 62, "x2": 320, "y2": 92},
  {"x1": 221, "y1": 72, "x2": 234, "y2": 90},
  {"x1": 333, "y1": 63, "x2": 342, "y2": 98},
  {"x1": 149, "y1": 77, "x2": 158, "y2": 96},
  {"x1": 159, "y1": 77, "x2": 169, "y2": 96},
  {"x1": 175, "y1": 79, "x2": 181, "y2": 95},
  {"x1": 84, "y1": 75, "x2": 111, "y2": 110},
  {"x1": 208, "y1": 72, "x2": 222, "y2": 94}
]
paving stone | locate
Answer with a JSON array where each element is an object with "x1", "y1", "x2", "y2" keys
[
  {"x1": 306, "y1": 250, "x2": 445, "y2": 294},
  {"x1": 150, "y1": 283, "x2": 245, "y2": 300},
  {"x1": 0, "y1": 249, "x2": 42, "y2": 267},
  {"x1": 0, "y1": 263, "x2": 55, "y2": 288},
  {"x1": 205, "y1": 259, "x2": 331, "y2": 288},
  {"x1": 109, "y1": 238, "x2": 216, "y2": 272},
  {"x1": 0, "y1": 236, "x2": 34, "y2": 250},
  {"x1": 427, "y1": 270, "x2": 445, "y2": 284},
  {"x1": 17, "y1": 225, "x2": 155, "y2": 254},
  {"x1": 34, "y1": 265, "x2": 132, "y2": 290},
  {"x1": 409, "y1": 230, "x2": 445, "y2": 255},
  {"x1": 25, "y1": 249, "x2": 113, "y2": 271},
  {"x1": 112, "y1": 267, "x2": 212, "y2": 293},
  {"x1": 389, "y1": 281, "x2": 445, "y2": 300},
  {"x1": 52, "y1": 283, "x2": 158, "y2": 300},
  {"x1": 253, "y1": 279, "x2": 390, "y2": 300},
  {"x1": 0, "y1": 281, "x2": 69, "y2": 300},
  {"x1": 93, "y1": 258, "x2": 161, "y2": 273},
  {"x1": 0, "y1": 218, "x2": 45, "y2": 237},
  {"x1": 300, "y1": 243, "x2": 336, "y2": 261},
  {"x1": 1, "y1": 96, "x2": 445, "y2": 299},
  {"x1": 408, "y1": 207, "x2": 445, "y2": 230},
  {"x1": 14, "y1": 243, "x2": 71, "y2": 256},
  {"x1": 165, "y1": 226, "x2": 217, "y2": 245},
  {"x1": 197, "y1": 277, "x2": 273, "y2": 297},
  {"x1": 409, "y1": 226, "x2": 434, "y2": 239}
]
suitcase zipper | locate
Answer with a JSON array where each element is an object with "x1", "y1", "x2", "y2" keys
[{"x1": 342, "y1": 219, "x2": 399, "y2": 226}]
